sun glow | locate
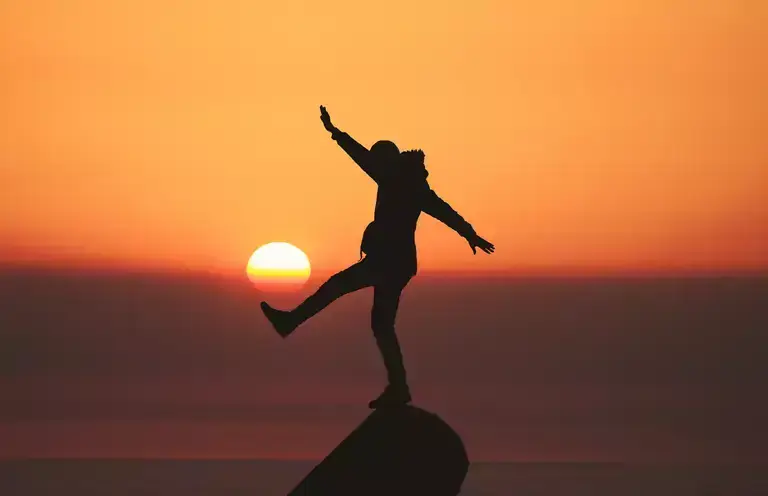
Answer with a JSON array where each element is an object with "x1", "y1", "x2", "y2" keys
[{"x1": 246, "y1": 242, "x2": 311, "y2": 289}]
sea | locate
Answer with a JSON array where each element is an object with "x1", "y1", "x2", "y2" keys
[
  {"x1": 2, "y1": 269, "x2": 767, "y2": 494},
  {"x1": 1, "y1": 459, "x2": 766, "y2": 495}
]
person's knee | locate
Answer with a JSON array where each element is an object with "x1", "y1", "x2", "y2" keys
[
  {"x1": 372, "y1": 324, "x2": 395, "y2": 338},
  {"x1": 324, "y1": 263, "x2": 370, "y2": 294},
  {"x1": 371, "y1": 313, "x2": 395, "y2": 337}
]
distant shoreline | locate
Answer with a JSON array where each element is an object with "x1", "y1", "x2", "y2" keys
[
  {"x1": 1, "y1": 459, "x2": 764, "y2": 467},
  {"x1": 2, "y1": 262, "x2": 767, "y2": 281}
]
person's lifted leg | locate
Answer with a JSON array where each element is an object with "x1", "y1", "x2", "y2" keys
[{"x1": 261, "y1": 260, "x2": 373, "y2": 338}]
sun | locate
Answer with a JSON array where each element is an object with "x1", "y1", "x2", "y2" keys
[{"x1": 246, "y1": 242, "x2": 311, "y2": 289}]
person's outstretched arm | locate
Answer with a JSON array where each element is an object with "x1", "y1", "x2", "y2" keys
[
  {"x1": 320, "y1": 106, "x2": 382, "y2": 182},
  {"x1": 422, "y1": 188, "x2": 495, "y2": 255}
]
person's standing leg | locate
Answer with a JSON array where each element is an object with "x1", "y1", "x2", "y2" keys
[
  {"x1": 368, "y1": 274, "x2": 412, "y2": 409},
  {"x1": 261, "y1": 260, "x2": 373, "y2": 337}
]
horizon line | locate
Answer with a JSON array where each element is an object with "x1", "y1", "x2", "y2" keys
[
  {"x1": 1, "y1": 259, "x2": 767, "y2": 279},
  {"x1": 2, "y1": 456, "x2": 758, "y2": 465}
]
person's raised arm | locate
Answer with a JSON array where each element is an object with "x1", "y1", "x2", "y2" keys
[
  {"x1": 422, "y1": 188, "x2": 495, "y2": 255},
  {"x1": 320, "y1": 105, "x2": 381, "y2": 182}
]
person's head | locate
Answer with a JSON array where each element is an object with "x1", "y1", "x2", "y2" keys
[{"x1": 370, "y1": 140, "x2": 401, "y2": 164}]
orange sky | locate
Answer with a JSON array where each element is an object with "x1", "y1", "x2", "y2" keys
[{"x1": 2, "y1": 0, "x2": 766, "y2": 275}]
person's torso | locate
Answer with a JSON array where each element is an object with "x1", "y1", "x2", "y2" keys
[{"x1": 359, "y1": 174, "x2": 430, "y2": 274}]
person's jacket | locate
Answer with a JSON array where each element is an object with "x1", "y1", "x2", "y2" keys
[{"x1": 331, "y1": 129, "x2": 476, "y2": 276}]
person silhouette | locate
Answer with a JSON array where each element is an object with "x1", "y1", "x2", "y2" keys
[{"x1": 261, "y1": 106, "x2": 494, "y2": 409}]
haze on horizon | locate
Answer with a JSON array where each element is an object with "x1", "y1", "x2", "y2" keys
[{"x1": 1, "y1": 0, "x2": 766, "y2": 277}]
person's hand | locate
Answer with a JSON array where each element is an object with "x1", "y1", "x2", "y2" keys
[
  {"x1": 467, "y1": 233, "x2": 495, "y2": 255},
  {"x1": 320, "y1": 105, "x2": 335, "y2": 133}
]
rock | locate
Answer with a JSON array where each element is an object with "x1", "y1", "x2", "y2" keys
[{"x1": 288, "y1": 405, "x2": 469, "y2": 496}]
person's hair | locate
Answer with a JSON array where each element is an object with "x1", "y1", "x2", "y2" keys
[
  {"x1": 401, "y1": 149, "x2": 425, "y2": 166},
  {"x1": 401, "y1": 149, "x2": 429, "y2": 179}
]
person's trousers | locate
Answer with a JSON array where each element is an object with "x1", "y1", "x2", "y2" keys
[{"x1": 289, "y1": 257, "x2": 413, "y2": 388}]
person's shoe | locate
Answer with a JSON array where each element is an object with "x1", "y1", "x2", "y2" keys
[
  {"x1": 260, "y1": 302, "x2": 297, "y2": 338},
  {"x1": 368, "y1": 384, "x2": 412, "y2": 409}
]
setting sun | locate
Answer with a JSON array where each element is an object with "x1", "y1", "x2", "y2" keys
[{"x1": 246, "y1": 242, "x2": 311, "y2": 289}]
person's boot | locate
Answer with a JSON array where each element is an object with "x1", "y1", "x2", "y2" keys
[
  {"x1": 260, "y1": 277, "x2": 344, "y2": 338},
  {"x1": 368, "y1": 383, "x2": 412, "y2": 409},
  {"x1": 260, "y1": 302, "x2": 297, "y2": 338},
  {"x1": 368, "y1": 332, "x2": 412, "y2": 409}
]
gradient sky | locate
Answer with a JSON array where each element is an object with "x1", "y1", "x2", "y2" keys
[
  {"x1": 2, "y1": 0, "x2": 767, "y2": 275},
  {"x1": 2, "y1": 1, "x2": 768, "y2": 464}
]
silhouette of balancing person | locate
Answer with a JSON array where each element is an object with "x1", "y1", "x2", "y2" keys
[{"x1": 261, "y1": 106, "x2": 495, "y2": 409}]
